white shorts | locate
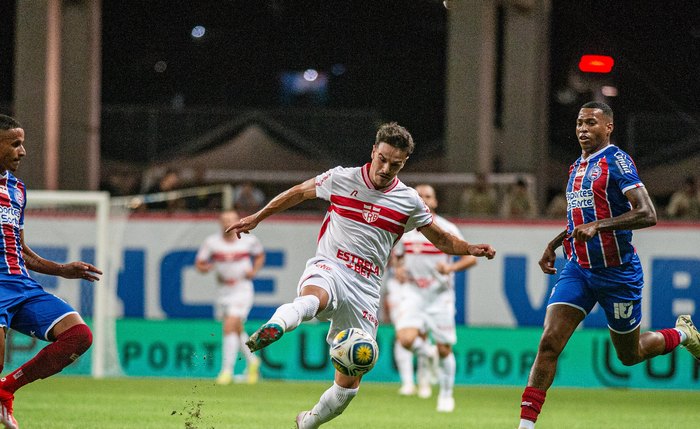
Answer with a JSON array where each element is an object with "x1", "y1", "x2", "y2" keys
[
  {"x1": 298, "y1": 257, "x2": 380, "y2": 344},
  {"x1": 394, "y1": 287, "x2": 457, "y2": 345},
  {"x1": 215, "y1": 281, "x2": 254, "y2": 320}
]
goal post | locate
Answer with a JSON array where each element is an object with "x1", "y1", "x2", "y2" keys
[{"x1": 26, "y1": 190, "x2": 114, "y2": 378}]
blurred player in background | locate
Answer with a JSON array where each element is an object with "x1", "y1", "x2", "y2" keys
[
  {"x1": 393, "y1": 184, "x2": 477, "y2": 412},
  {"x1": 0, "y1": 115, "x2": 102, "y2": 429},
  {"x1": 381, "y1": 258, "x2": 418, "y2": 396},
  {"x1": 227, "y1": 122, "x2": 496, "y2": 429},
  {"x1": 518, "y1": 102, "x2": 700, "y2": 429},
  {"x1": 196, "y1": 209, "x2": 265, "y2": 385}
]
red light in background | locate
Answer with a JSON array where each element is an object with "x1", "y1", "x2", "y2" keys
[{"x1": 578, "y1": 55, "x2": 614, "y2": 73}]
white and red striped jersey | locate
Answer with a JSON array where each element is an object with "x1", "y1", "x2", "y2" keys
[
  {"x1": 0, "y1": 171, "x2": 28, "y2": 276},
  {"x1": 394, "y1": 214, "x2": 462, "y2": 296},
  {"x1": 315, "y1": 164, "x2": 433, "y2": 297},
  {"x1": 196, "y1": 233, "x2": 263, "y2": 284}
]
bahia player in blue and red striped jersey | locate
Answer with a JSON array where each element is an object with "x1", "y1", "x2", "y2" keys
[
  {"x1": 0, "y1": 115, "x2": 102, "y2": 429},
  {"x1": 517, "y1": 102, "x2": 700, "y2": 429}
]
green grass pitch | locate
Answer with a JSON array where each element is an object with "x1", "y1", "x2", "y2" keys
[{"x1": 13, "y1": 376, "x2": 700, "y2": 428}]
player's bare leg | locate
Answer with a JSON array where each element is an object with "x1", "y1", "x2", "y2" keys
[
  {"x1": 609, "y1": 314, "x2": 700, "y2": 367},
  {"x1": 246, "y1": 285, "x2": 328, "y2": 352},
  {"x1": 519, "y1": 304, "x2": 583, "y2": 429},
  {"x1": 296, "y1": 371, "x2": 361, "y2": 429}
]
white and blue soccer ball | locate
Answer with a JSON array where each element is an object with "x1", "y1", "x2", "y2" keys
[{"x1": 329, "y1": 328, "x2": 379, "y2": 377}]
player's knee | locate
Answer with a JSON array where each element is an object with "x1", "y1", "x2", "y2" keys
[
  {"x1": 67, "y1": 323, "x2": 93, "y2": 355},
  {"x1": 396, "y1": 332, "x2": 415, "y2": 349},
  {"x1": 437, "y1": 343, "x2": 452, "y2": 358}
]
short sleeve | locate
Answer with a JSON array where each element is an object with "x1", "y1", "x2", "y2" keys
[
  {"x1": 610, "y1": 150, "x2": 644, "y2": 194},
  {"x1": 195, "y1": 236, "x2": 213, "y2": 262},
  {"x1": 314, "y1": 167, "x2": 342, "y2": 202},
  {"x1": 394, "y1": 240, "x2": 406, "y2": 258},
  {"x1": 249, "y1": 235, "x2": 264, "y2": 256},
  {"x1": 404, "y1": 189, "x2": 434, "y2": 232}
]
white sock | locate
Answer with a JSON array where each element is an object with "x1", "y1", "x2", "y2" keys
[
  {"x1": 676, "y1": 328, "x2": 688, "y2": 344},
  {"x1": 519, "y1": 418, "x2": 535, "y2": 429},
  {"x1": 222, "y1": 333, "x2": 239, "y2": 373},
  {"x1": 239, "y1": 332, "x2": 259, "y2": 364},
  {"x1": 417, "y1": 354, "x2": 431, "y2": 389},
  {"x1": 394, "y1": 340, "x2": 415, "y2": 387},
  {"x1": 438, "y1": 352, "x2": 455, "y2": 398},
  {"x1": 302, "y1": 383, "x2": 358, "y2": 427},
  {"x1": 270, "y1": 295, "x2": 320, "y2": 332}
]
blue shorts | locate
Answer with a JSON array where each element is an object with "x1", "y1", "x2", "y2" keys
[
  {"x1": 0, "y1": 274, "x2": 77, "y2": 341},
  {"x1": 548, "y1": 256, "x2": 643, "y2": 333}
]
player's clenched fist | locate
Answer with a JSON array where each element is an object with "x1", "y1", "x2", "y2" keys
[{"x1": 467, "y1": 244, "x2": 496, "y2": 259}]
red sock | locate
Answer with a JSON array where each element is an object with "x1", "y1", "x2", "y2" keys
[
  {"x1": 658, "y1": 328, "x2": 681, "y2": 354},
  {"x1": 520, "y1": 386, "x2": 546, "y2": 423},
  {"x1": 0, "y1": 324, "x2": 92, "y2": 394}
]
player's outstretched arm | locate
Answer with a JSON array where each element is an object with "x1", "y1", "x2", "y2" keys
[
  {"x1": 226, "y1": 177, "x2": 317, "y2": 238},
  {"x1": 436, "y1": 254, "x2": 478, "y2": 275},
  {"x1": 419, "y1": 222, "x2": 496, "y2": 259},
  {"x1": 20, "y1": 231, "x2": 102, "y2": 281}
]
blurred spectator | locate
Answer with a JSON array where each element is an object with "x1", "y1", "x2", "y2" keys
[
  {"x1": 145, "y1": 168, "x2": 185, "y2": 211},
  {"x1": 545, "y1": 192, "x2": 568, "y2": 219},
  {"x1": 666, "y1": 176, "x2": 700, "y2": 220},
  {"x1": 233, "y1": 181, "x2": 266, "y2": 215},
  {"x1": 183, "y1": 167, "x2": 220, "y2": 211},
  {"x1": 501, "y1": 178, "x2": 536, "y2": 219},
  {"x1": 100, "y1": 171, "x2": 141, "y2": 196},
  {"x1": 458, "y1": 173, "x2": 499, "y2": 218}
]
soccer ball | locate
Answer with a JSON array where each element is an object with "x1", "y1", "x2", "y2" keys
[{"x1": 329, "y1": 328, "x2": 379, "y2": 377}]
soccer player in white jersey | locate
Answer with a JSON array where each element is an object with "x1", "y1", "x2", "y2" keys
[
  {"x1": 196, "y1": 210, "x2": 265, "y2": 385},
  {"x1": 227, "y1": 122, "x2": 496, "y2": 429},
  {"x1": 382, "y1": 260, "x2": 419, "y2": 396},
  {"x1": 393, "y1": 184, "x2": 477, "y2": 412}
]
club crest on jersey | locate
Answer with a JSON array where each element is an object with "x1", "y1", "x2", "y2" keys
[
  {"x1": 588, "y1": 165, "x2": 602, "y2": 181},
  {"x1": 14, "y1": 189, "x2": 23, "y2": 206},
  {"x1": 362, "y1": 204, "x2": 380, "y2": 223}
]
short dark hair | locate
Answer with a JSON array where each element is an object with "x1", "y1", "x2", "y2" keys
[
  {"x1": 0, "y1": 114, "x2": 21, "y2": 131},
  {"x1": 581, "y1": 101, "x2": 613, "y2": 120},
  {"x1": 375, "y1": 122, "x2": 415, "y2": 155}
]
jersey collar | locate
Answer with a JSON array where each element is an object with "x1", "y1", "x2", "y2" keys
[
  {"x1": 580, "y1": 144, "x2": 616, "y2": 162},
  {"x1": 362, "y1": 163, "x2": 399, "y2": 193}
]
